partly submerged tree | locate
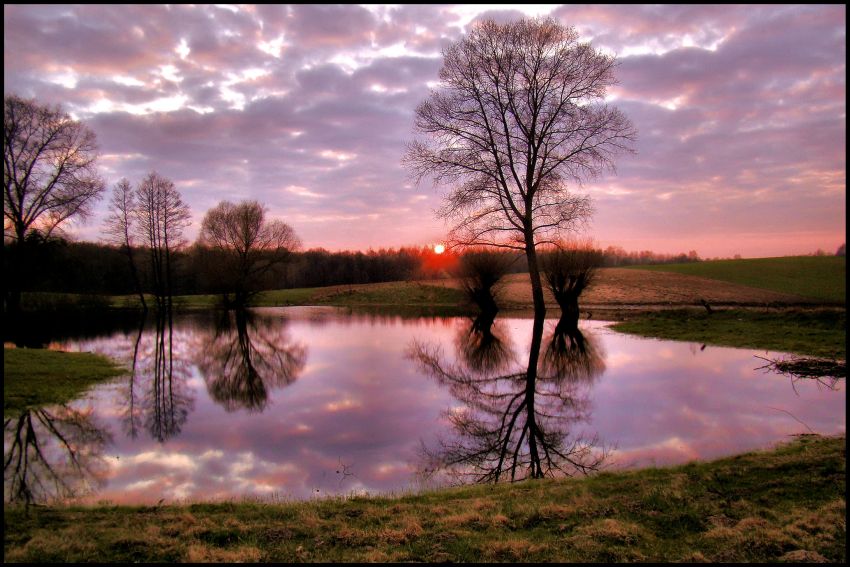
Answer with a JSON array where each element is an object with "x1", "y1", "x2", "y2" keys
[
  {"x1": 198, "y1": 200, "x2": 301, "y2": 307},
  {"x1": 405, "y1": 18, "x2": 635, "y2": 319},
  {"x1": 540, "y1": 242, "x2": 604, "y2": 328},
  {"x1": 455, "y1": 248, "x2": 515, "y2": 314}
]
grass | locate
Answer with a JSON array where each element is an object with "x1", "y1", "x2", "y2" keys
[
  {"x1": 106, "y1": 281, "x2": 467, "y2": 310},
  {"x1": 611, "y1": 308, "x2": 846, "y2": 359},
  {"x1": 3, "y1": 348, "x2": 127, "y2": 417},
  {"x1": 3, "y1": 434, "x2": 844, "y2": 562},
  {"x1": 631, "y1": 256, "x2": 846, "y2": 303}
]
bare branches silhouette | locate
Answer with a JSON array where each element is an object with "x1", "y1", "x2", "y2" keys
[{"x1": 409, "y1": 311, "x2": 607, "y2": 485}]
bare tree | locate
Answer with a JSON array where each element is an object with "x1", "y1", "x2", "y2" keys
[
  {"x1": 3, "y1": 94, "x2": 105, "y2": 242},
  {"x1": 198, "y1": 200, "x2": 301, "y2": 307},
  {"x1": 133, "y1": 171, "x2": 191, "y2": 310},
  {"x1": 104, "y1": 178, "x2": 147, "y2": 311},
  {"x1": 405, "y1": 18, "x2": 635, "y2": 320},
  {"x1": 4, "y1": 94, "x2": 105, "y2": 314}
]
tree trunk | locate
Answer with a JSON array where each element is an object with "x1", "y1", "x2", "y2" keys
[
  {"x1": 557, "y1": 292, "x2": 581, "y2": 331},
  {"x1": 523, "y1": 230, "x2": 547, "y2": 478}
]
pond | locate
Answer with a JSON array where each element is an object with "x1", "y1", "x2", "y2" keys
[{"x1": 4, "y1": 307, "x2": 845, "y2": 505}]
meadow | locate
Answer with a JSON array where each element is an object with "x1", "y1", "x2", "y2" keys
[
  {"x1": 4, "y1": 435, "x2": 844, "y2": 562},
  {"x1": 630, "y1": 256, "x2": 846, "y2": 303}
]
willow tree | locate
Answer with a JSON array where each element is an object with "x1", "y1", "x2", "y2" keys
[{"x1": 405, "y1": 18, "x2": 635, "y2": 319}]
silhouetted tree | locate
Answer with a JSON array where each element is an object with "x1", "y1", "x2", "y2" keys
[
  {"x1": 198, "y1": 200, "x2": 300, "y2": 307},
  {"x1": 540, "y1": 244, "x2": 604, "y2": 328},
  {"x1": 836, "y1": 243, "x2": 845, "y2": 257},
  {"x1": 4, "y1": 94, "x2": 105, "y2": 314},
  {"x1": 405, "y1": 17, "x2": 635, "y2": 322},
  {"x1": 104, "y1": 178, "x2": 147, "y2": 311},
  {"x1": 455, "y1": 249, "x2": 514, "y2": 313},
  {"x1": 133, "y1": 171, "x2": 191, "y2": 310}
]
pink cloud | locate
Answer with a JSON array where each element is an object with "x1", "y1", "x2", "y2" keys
[{"x1": 3, "y1": 4, "x2": 844, "y2": 257}]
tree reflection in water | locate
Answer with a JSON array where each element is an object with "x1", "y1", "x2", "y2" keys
[
  {"x1": 196, "y1": 308, "x2": 307, "y2": 412},
  {"x1": 4, "y1": 406, "x2": 111, "y2": 505},
  {"x1": 409, "y1": 311, "x2": 607, "y2": 484},
  {"x1": 454, "y1": 311, "x2": 514, "y2": 374},
  {"x1": 112, "y1": 308, "x2": 194, "y2": 442}
]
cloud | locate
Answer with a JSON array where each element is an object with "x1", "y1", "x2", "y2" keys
[{"x1": 3, "y1": 4, "x2": 845, "y2": 256}]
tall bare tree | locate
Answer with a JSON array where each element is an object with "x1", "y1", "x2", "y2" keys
[
  {"x1": 3, "y1": 94, "x2": 105, "y2": 242},
  {"x1": 133, "y1": 171, "x2": 191, "y2": 309},
  {"x1": 198, "y1": 200, "x2": 300, "y2": 307},
  {"x1": 104, "y1": 178, "x2": 147, "y2": 311},
  {"x1": 405, "y1": 18, "x2": 635, "y2": 320},
  {"x1": 4, "y1": 94, "x2": 105, "y2": 314}
]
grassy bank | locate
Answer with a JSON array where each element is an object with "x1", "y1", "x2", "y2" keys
[
  {"x1": 631, "y1": 256, "x2": 846, "y2": 303},
  {"x1": 611, "y1": 308, "x2": 846, "y2": 359},
  {"x1": 3, "y1": 348, "x2": 126, "y2": 417},
  {"x1": 106, "y1": 281, "x2": 468, "y2": 310},
  {"x1": 4, "y1": 435, "x2": 844, "y2": 563}
]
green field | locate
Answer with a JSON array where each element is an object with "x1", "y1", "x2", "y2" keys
[
  {"x1": 631, "y1": 256, "x2": 846, "y2": 303},
  {"x1": 612, "y1": 308, "x2": 846, "y2": 359},
  {"x1": 104, "y1": 281, "x2": 467, "y2": 310},
  {"x1": 4, "y1": 435, "x2": 844, "y2": 563},
  {"x1": 4, "y1": 348, "x2": 126, "y2": 416}
]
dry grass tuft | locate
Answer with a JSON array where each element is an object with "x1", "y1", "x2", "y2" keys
[{"x1": 185, "y1": 544, "x2": 262, "y2": 563}]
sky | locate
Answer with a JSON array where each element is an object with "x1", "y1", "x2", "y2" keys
[{"x1": 3, "y1": 4, "x2": 846, "y2": 258}]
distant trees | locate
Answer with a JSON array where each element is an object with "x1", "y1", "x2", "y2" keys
[
  {"x1": 405, "y1": 17, "x2": 635, "y2": 319},
  {"x1": 836, "y1": 243, "x2": 845, "y2": 257},
  {"x1": 198, "y1": 200, "x2": 300, "y2": 307},
  {"x1": 4, "y1": 94, "x2": 105, "y2": 314}
]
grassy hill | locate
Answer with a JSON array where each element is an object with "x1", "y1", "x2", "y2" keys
[{"x1": 630, "y1": 256, "x2": 846, "y2": 303}]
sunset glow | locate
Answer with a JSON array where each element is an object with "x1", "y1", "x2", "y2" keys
[
  {"x1": 2, "y1": 4, "x2": 845, "y2": 257},
  {"x1": 434, "y1": 244, "x2": 445, "y2": 255}
]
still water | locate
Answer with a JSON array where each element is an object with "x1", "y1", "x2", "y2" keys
[{"x1": 4, "y1": 307, "x2": 845, "y2": 505}]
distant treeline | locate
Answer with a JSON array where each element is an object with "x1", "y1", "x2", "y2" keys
[{"x1": 5, "y1": 239, "x2": 706, "y2": 296}]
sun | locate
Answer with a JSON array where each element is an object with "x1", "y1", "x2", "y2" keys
[{"x1": 433, "y1": 243, "x2": 446, "y2": 254}]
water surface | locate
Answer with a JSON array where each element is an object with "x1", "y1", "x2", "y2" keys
[{"x1": 4, "y1": 307, "x2": 844, "y2": 505}]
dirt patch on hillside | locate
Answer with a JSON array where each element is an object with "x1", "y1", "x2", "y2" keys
[{"x1": 431, "y1": 268, "x2": 821, "y2": 308}]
